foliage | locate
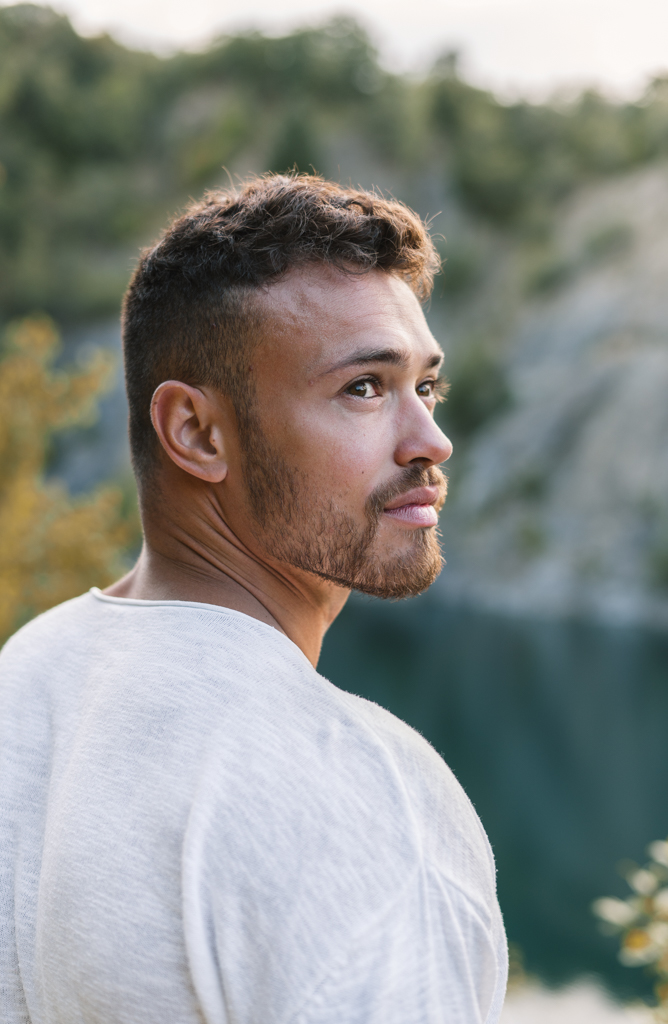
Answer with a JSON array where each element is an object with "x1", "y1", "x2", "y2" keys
[
  {"x1": 268, "y1": 106, "x2": 322, "y2": 175},
  {"x1": 593, "y1": 840, "x2": 668, "y2": 1020},
  {"x1": 651, "y1": 548, "x2": 668, "y2": 590},
  {"x1": 0, "y1": 5, "x2": 163, "y2": 320},
  {"x1": 439, "y1": 343, "x2": 511, "y2": 440},
  {"x1": 430, "y1": 57, "x2": 668, "y2": 228},
  {"x1": 0, "y1": 316, "x2": 137, "y2": 644},
  {"x1": 0, "y1": 7, "x2": 387, "y2": 322},
  {"x1": 3, "y1": 4, "x2": 668, "y2": 326}
]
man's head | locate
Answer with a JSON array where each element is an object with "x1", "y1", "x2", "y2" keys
[{"x1": 122, "y1": 174, "x2": 452, "y2": 599}]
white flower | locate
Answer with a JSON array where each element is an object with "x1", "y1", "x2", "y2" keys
[
  {"x1": 592, "y1": 897, "x2": 639, "y2": 927},
  {"x1": 653, "y1": 889, "x2": 668, "y2": 917},
  {"x1": 619, "y1": 928, "x2": 660, "y2": 965},
  {"x1": 649, "y1": 841, "x2": 668, "y2": 869},
  {"x1": 629, "y1": 869, "x2": 658, "y2": 895},
  {"x1": 647, "y1": 921, "x2": 668, "y2": 948},
  {"x1": 619, "y1": 944, "x2": 659, "y2": 966}
]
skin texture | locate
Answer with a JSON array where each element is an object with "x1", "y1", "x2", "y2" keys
[{"x1": 106, "y1": 266, "x2": 453, "y2": 665}]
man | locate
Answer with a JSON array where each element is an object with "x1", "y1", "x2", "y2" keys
[{"x1": 0, "y1": 175, "x2": 507, "y2": 1023}]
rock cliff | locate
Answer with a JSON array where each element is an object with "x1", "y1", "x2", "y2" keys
[{"x1": 439, "y1": 163, "x2": 668, "y2": 628}]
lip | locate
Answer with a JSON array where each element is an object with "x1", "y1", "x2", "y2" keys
[
  {"x1": 383, "y1": 486, "x2": 441, "y2": 527},
  {"x1": 384, "y1": 486, "x2": 441, "y2": 511}
]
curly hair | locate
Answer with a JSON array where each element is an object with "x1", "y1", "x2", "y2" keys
[{"x1": 122, "y1": 173, "x2": 440, "y2": 483}]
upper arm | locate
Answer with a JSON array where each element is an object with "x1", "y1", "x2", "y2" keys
[{"x1": 290, "y1": 865, "x2": 507, "y2": 1024}]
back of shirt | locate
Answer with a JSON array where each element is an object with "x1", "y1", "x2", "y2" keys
[{"x1": 0, "y1": 591, "x2": 507, "y2": 1024}]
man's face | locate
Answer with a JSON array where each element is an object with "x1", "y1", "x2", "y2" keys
[{"x1": 225, "y1": 265, "x2": 453, "y2": 599}]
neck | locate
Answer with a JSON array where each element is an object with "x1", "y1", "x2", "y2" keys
[{"x1": 104, "y1": 484, "x2": 349, "y2": 667}]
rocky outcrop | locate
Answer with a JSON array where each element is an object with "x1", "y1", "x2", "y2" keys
[{"x1": 439, "y1": 163, "x2": 668, "y2": 628}]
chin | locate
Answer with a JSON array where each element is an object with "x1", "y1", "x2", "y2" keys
[{"x1": 349, "y1": 537, "x2": 444, "y2": 600}]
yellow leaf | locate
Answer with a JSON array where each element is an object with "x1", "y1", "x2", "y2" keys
[{"x1": 0, "y1": 317, "x2": 139, "y2": 645}]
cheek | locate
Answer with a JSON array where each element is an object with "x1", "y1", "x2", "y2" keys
[{"x1": 288, "y1": 415, "x2": 390, "y2": 499}]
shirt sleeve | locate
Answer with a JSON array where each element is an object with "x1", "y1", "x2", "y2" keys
[{"x1": 290, "y1": 862, "x2": 506, "y2": 1024}]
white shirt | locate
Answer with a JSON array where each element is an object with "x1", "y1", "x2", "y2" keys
[{"x1": 0, "y1": 589, "x2": 507, "y2": 1024}]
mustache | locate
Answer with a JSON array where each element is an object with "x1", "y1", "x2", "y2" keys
[{"x1": 365, "y1": 464, "x2": 448, "y2": 521}]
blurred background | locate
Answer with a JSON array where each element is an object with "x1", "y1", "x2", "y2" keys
[{"x1": 2, "y1": 1, "x2": 668, "y2": 1017}]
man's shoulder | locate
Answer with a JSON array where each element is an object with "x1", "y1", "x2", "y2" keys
[
  {"x1": 0, "y1": 592, "x2": 94, "y2": 670},
  {"x1": 191, "y1": 666, "x2": 497, "y2": 907},
  {"x1": 187, "y1": 674, "x2": 501, "y2": 1003},
  {"x1": 329, "y1": 688, "x2": 496, "y2": 886},
  {"x1": 336, "y1": 685, "x2": 447, "y2": 773}
]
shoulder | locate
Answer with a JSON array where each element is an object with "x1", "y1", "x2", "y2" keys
[
  {"x1": 187, "y1": 684, "x2": 507, "y2": 1024},
  {"x1": 331, "y1": 687, "x2": 499, "y2": 904},
  {"x1": 1, "y1": 592, "x2": 95, "y2": 656},
  {"x1": 189, "y1": 659, "x2": 498, "y2": 923},
  {"x1": 0, "y1": 593, "x2": 96, "y2": 692}
]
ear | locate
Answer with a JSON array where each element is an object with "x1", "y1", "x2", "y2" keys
[{"x1": 150, "y1": 381, "x2": 228, "y2": 483}]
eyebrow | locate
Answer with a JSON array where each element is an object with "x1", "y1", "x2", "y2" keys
[{"x1": 321, "y1": 347, "x2": 443, "y2": 376}]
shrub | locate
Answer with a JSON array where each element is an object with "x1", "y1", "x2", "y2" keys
[{"x1": 0, "y1": 316, "x2": 137, "y2": 644}]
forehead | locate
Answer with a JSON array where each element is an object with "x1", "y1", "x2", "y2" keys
[{"x1": 255, "y1": 265, "x2": 442, "y2": 372}]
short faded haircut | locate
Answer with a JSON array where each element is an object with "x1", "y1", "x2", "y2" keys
[{"x1": 121, "y1": 173, "x2": 441, "y2": 483}]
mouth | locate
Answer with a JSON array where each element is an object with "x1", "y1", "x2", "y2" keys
[{"x1": 382, "y1": 485, "x2": 442, "y2": 528}]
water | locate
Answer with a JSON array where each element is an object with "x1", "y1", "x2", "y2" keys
[{"x1": 319, "y1": 592, "x2": 668, "y2": 1001}]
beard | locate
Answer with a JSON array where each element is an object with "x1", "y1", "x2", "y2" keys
[{"x1": 239, "y1": 417, "x2": 447, "y2": 600}]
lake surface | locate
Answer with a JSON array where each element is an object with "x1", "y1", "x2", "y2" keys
[{"x1": 319, "y1": 593, "x2": 668, "y2": 1001}]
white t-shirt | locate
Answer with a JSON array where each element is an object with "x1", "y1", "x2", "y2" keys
[{"x1": 0, "y1": 590, "x2": 507, "y2": 1024}]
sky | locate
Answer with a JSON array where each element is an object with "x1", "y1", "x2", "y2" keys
[{"x1": 11, "y1": 0, "x2": 668, "y2": 98}]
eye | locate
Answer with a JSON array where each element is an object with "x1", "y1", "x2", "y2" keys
[
  {"x1": 417, "y1": 376, "x2": 449, "y2": 401},
  {"x1": 417, "y1": 379, "x2": 436, "y2": 398},
  {"x1": 344, "y1": 378, "x2": 380, "y2": 399}
]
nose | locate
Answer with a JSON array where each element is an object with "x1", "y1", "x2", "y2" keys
[{"x1": 394, "y1": 400, "x2": 453, "y2": 469}]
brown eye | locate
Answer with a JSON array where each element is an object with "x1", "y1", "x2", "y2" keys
[
  {"x1": 345, "y1": 380, "x2": 377, "y2": 398},
  {"x1": 417, "y1": 381, "x2": 434, "y2": 397}
]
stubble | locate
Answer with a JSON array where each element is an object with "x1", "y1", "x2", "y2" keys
[{"x1": 240, "y1": 418, "x2": 447, "y2": 599}]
